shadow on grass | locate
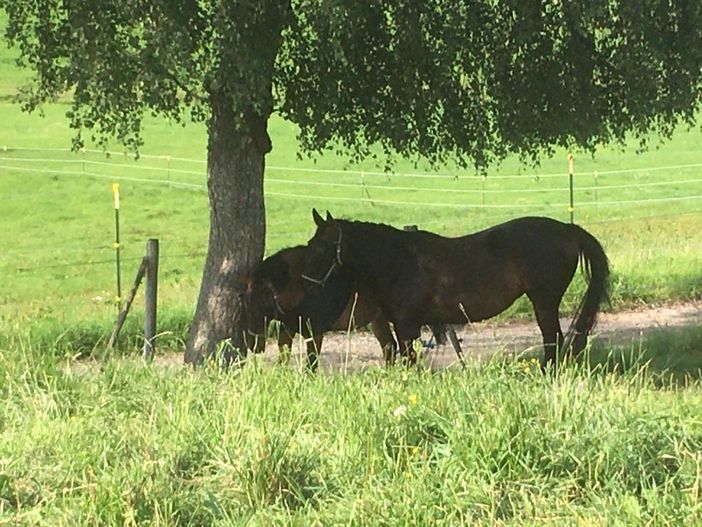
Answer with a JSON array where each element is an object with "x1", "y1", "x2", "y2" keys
[
  {"x1": 2, "y1": 307, "x2": 700, "y2": 387},
  {"x1": 493, "y1": 325, "x2": 702, "y2": 386},
  {"x1": 584, "y1": 326, "x2": 702, "y2": 384}
]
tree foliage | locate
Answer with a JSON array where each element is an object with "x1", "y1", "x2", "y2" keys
[
  {"x1": 1, "y1": 0, "x2": 290, "y2": 151},
  {"x1": 278, "y1": 1, "x2": 702, "y2": 167},
  {"x1": 2, "y1": 1, "x2": 701, "y2": 168}
]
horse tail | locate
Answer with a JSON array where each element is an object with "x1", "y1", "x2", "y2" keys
[{"x1": 563, "y1": 225, "x2": 611, "y2": 355}]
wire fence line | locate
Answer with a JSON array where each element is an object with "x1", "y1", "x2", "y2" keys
[
  {"x1": 1, "y1": 251, "x2": 208, "y2": 273},
  {"x1": 267, "y1": 175, "x2": 702, "y2": 194},
  {"x1": 2, "y1": 150, "x2": 702, "y2": 210},
  {"x1": 5, "y1": 206, "x2": 701, "y2": 273},
  {"x1": 5, "y1": 157, "x2": 699, "y2": 210},
  {"x1": 6, "y1": 150, "x2": 702, "y2": 188},
  {"x1": 2, "y1": 144, "x2": 702, "y2": 274},
  {"x1": 4, "y1": 144, "x2": 702, "y2": 178},
  {"x1": 0, "y1": 164, "x2": 205, "y2": 190},
  {"x1": 3, "y1": 156, "x2": 204, "y2": 176}
]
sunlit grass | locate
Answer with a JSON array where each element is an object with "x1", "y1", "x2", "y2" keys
[
  {"x1": 2, "y1": 10, "x2": 702, "y2": 525},
  {"x1": 0, "y1": 338, "x2": 701, "y2": 525}
]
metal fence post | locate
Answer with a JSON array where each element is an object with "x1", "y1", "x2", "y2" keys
[
  {"x1": 568, "y1": 153, "x2": 575, "y2": 223},
  {"x1": 112, "y1": 183, "x2": 122, "y2": 307}
]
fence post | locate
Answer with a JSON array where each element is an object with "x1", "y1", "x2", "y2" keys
[
  {"x1": 360, "y1": 170, "x2": 374, "y2": 205},
  {"x1": 143, "y1": 238, "x2": 159, "y2": 361},
  {"x1": 568, "y1": 153, "x2": 575, "y2": 223},
  {"x1": 594, "y1": 170, "x2": 599, "y2": 209},
  {"x1": 112, "y1": 183, "x2": 122, "y2": 307},
  {"x1": 107, "y1": 256, "x2": 147, "y2": 349}
]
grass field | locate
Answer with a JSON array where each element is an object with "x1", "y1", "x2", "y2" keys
[
  {"x1": 1, "y1": 341, "x2": 701, "y2": 526},
  {"x1": 2, "y1": 11, "x2": 702, "y2": 524},
  {"x1": 1, "y1": 97, "x2": 701, "y2": 353},
  {"x1": 1, "y1": 12, "x2": 702, "y2": 341}
]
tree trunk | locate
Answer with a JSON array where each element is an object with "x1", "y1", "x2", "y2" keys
[{"x1": 184, "y1": 91, "x2": 269, "y2": 365}]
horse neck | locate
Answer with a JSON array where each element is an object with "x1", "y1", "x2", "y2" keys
[{"x1": 340, "y1": 221, "x2": 395, "y2": 276}]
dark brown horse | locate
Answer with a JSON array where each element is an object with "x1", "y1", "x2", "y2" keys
[
  {"x1": 303, "y1": 210, "x2": 610, "y2": 368},
  {"x1": 240, "y1": 245, "x2": 397, "y2": 370}
]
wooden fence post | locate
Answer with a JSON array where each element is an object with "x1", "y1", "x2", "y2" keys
[
  {"x1": 107, "y1": 256, "x2": 148, "y2": 349},
  {"x1": 143, "y1": 238, "x2": 159, "y2": 361}
]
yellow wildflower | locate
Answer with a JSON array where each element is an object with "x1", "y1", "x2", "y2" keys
[{"x1": 408, "y1": 393, "x2": 418, "y2": 405}]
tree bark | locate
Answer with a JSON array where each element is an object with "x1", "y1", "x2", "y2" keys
[{"x1": 184, "y1": 91, "x2": 269, "y2": 365}]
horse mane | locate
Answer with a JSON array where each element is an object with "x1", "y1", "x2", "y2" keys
[
  {"x1": 337, "y1": 218, "x2": 401, "y2": 234},
  {"x1": 335, "y1": 218, "x2": 410, "y2": 248},
  {"x1": 335, "y1": 218, "x2": 444, "y2": 256}
]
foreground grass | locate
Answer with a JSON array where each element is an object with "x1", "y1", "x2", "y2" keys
[{"x1": 1, "y1": 339, "x2": 701, "y2": 526}]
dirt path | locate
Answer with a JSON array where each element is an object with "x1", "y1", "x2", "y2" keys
[
  {"x1": 260, "y1": 301, "x2": 702, "y2": 372},
  {"x1": 131, "y1": 300, "x2": 700, "y2": 373}
]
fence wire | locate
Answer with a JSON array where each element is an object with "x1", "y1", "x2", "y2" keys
[{"x1": 2, "y1": 145, "x2": 702, "y2": 274}]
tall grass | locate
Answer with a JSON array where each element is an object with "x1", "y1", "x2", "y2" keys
[{"x1": 0, "y1": 338, "x2": 701, "y2": 525}]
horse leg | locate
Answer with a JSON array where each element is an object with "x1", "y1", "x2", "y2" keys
[
  {"x1": 305, "y1": 333, "x2": 323, "y2": 372},
  {"x1": 394, "y1": 321, "x2": 422, "y2": 366},
  {"x1": 529, "y1": 298, "x2": 564, "y2": 370},
  {"x1": 277, "y1": 330, "x2": 294, "y2": 366},
  {"x1": 369, "y1": 315, "x2": 397, "y2": 366}
]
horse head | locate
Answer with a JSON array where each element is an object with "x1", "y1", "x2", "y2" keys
[
  {"x1": 237, "y1": 275, "x2": 271, "y2": 354},
  {"x1": 239, "y1": 255, "x2": 291, "y2": 353},
  {"x1": 303, "y1": 208, "x2": 344, "y2": 288}
]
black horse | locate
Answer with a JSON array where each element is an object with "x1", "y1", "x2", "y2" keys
[
  {"x1": 240, "y1": 245, "x2": 397, "y2": 371},
  {"x1": 304, "y1": 210, "x2": 610, "y2": 368}
]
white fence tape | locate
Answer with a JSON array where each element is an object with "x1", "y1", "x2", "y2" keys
[
  {"x1": 4, "y1": 145, "x2": 702, "y2": 178},
  {"x1": 2, "y1": 147, "x2": 702, "y2": 209}
]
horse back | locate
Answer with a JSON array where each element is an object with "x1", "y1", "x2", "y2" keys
[{"x1": 347, "y1": 217, "x2": 582, "y2": 324}]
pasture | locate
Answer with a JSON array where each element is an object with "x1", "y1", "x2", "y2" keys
[
  {"x1": 1, "y1": 101, "x2": 701, "y2": 354},
  {"x1": 1, "y1": 11, "x2": 702, "y2": 525},
  {"x1": 1, "y1": 342, "x2": 701, "y2": 526}
]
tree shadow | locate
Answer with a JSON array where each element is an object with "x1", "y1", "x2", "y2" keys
[{"x1": 584, "y1": 325, "x2": 702, "y2": 385}]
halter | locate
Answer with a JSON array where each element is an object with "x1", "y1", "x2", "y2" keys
[
  {"x1": 272, "y1": 293, "x2": 286, "y2": 316},
  {"x1": 244, "y1": 292, "x2": 286, "y2": 348},
  {"x1": 302, "y1": 227, "x2": 343, "y2": 287}
]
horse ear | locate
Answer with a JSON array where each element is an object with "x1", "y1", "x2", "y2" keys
[
  {"x1": 325, "y1": 210, "x2": 334, "y2": 222},
  {"x1": 312, "y1": 208, "x2": 325, "y2": 227}
]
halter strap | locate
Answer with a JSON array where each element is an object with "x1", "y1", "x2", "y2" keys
[
  {"x1": 272, "y1": 293, "x2": 286, "y2": 316},
  {"x1": 302, "y1": 227, "x2": 343, "y2": 287}
]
